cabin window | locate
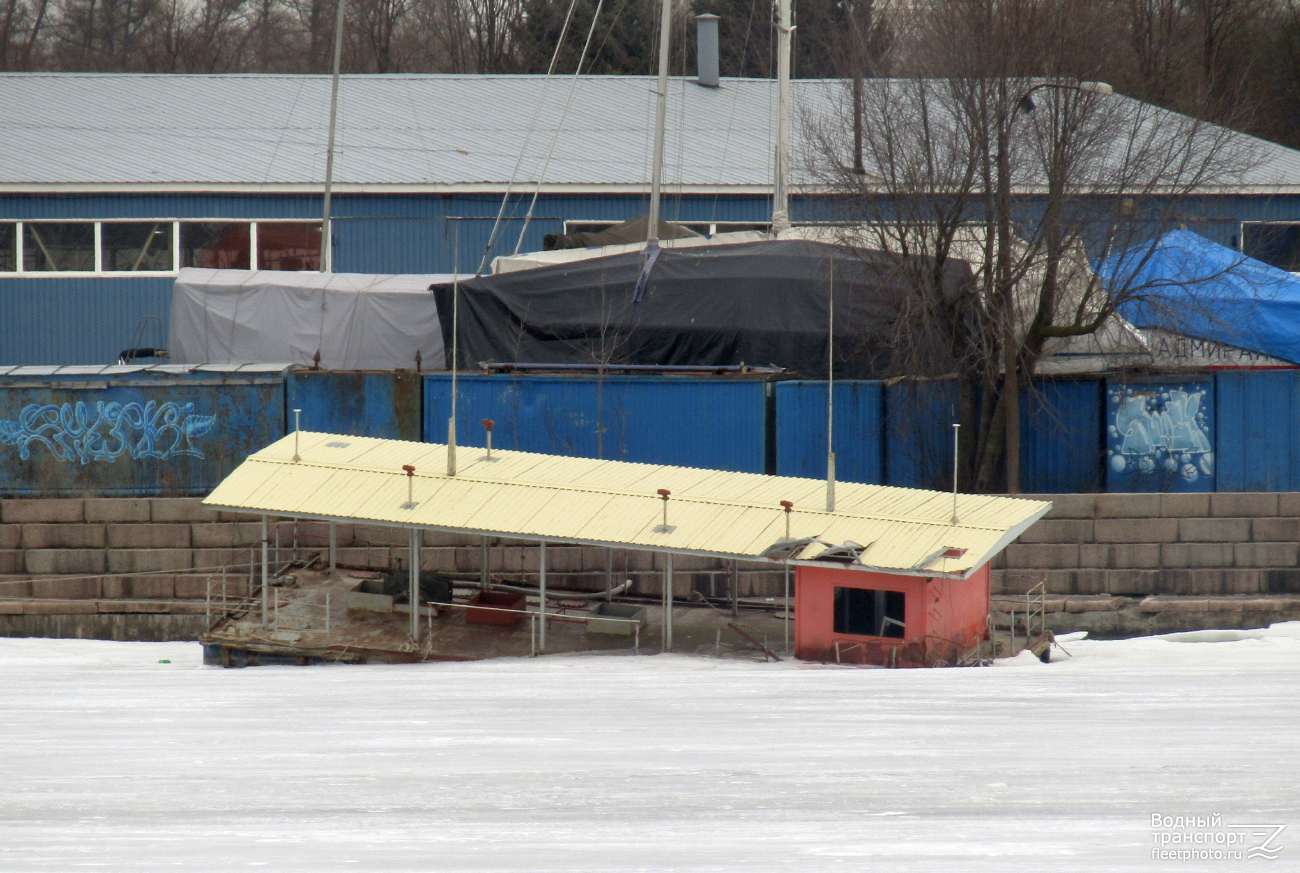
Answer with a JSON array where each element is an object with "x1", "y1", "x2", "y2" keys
[
  {"x1": 0, "y1": 223, "x2": 14, "y2": 272},
  {"x1": 833, "y1": 587, "x2": 905, "y2": 638},
  {"x1": 102, "y1": 222, "x2": 174, "y2": 272},
  {"x1": 1242, "y1": 222, "x2": 1300, "y2": 272},
  {"x1": 23, "y1": 222, "x2": 94, "y2": 271},
  {"x1": 181, "y1": 222, "x2": 251, "y2": 270},
  {"x1": 256, "y1": 221, "x2": 322, "y2": 271}
]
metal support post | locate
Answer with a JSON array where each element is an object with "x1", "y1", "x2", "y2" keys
[
  {"x1": 480, "y1": 536, "x2": 489, "y2": 589},
  {"x1": 662, "y1": 553, "x2": 673, "y2": 652},
  {"x1": 328, "y1": 521, "x2": 337, "y2": 574},
  {"x1": 205, "y1": 575, "x2": 210, "y2": 626},
  {"x1": 325, "y1": 592, "x2": 331, "y2": 642},
  {"x1": 730, "y1": 559, "x2": 739, "y2": 617},
  {"x1": 784, "y1": 562, "x2": 791, "y2": 655},
  {"x1": 605, "y1": 548, "x2": 613, "y2": 601},
  {"x1": 409, "y1": 528, "x2": 420, "y2": 640},
  {"x1": 538, "y1": 541, "x2": 547, "y2": 653},
  {"x1": 261, "y1": 515, "x2": 269, "y2": 626}
]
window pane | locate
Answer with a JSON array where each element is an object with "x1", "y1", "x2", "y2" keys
[
  {"x1": 1243, "y1": 224, "x2": 1300, "y2": 272},
  {"x1": 102, "y1": 222, "x2": 173, "y2": 272},
  {"x1": 23, "y1": 222, "x2": 94, "y2": 272},
  {"x1": 0, "y1": 224, "x2": 14, "y2": 272},
  {"x1": 181, "y1": 222, "x2": 250, "y2": 270},
  {"x1": 833, "y1": 587, "x2": 906, "y2": 638},
  {"x1": 256, "y1": 221, "x2": 321, "y2": 271}
]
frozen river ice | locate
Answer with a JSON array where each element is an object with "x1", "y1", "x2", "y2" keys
[{"x1": 1, "y1": 627, "x2": 1298, "y2": 871}]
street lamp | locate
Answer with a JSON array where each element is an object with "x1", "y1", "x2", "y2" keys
[{"x1": 997, "y1": 79, "x2": 1111, "y2": 494}]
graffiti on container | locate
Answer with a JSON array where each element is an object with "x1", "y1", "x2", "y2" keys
[
  {"x1": 0, "y1": 401, "x2": 216, "y2": 464},
  {"x1": 1107, "y1": 386, "x2": 1213, "y2": 483}
]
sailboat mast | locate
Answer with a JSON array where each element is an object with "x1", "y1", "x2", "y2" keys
[
  {"x1": 773, "y1": 0, "x2": 792, "y2": 234},
  {"x1": 646, "y1": 0, "x2": 674, "y2": 244}
]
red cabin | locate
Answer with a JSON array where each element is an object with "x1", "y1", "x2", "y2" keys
[{"x1": 794, "y1": 562, "x2": 992, "y2": 668}]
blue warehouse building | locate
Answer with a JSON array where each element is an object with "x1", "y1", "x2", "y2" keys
[{"x1": 2, "y1": 72, "x2": 1300, "y2": 366}]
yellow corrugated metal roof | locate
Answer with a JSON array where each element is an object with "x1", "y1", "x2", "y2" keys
[{"x1": 204, "y1": 432, "x2": 1051, "y2": 578}]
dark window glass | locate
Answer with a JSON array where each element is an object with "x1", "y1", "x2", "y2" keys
[
  {"x1": 23, "y1": 222, "x2": 94, "y2": 272},
  {"x1": 181, "y1": 222, "x2": 251, "y2": 270},
  {"x1": 833, "y1": 587, "x2": 906, "y2": 638},
  {"x1": 256, "y1": 221, "x2": 321, "y2": 271},
  {"x1": 1242, "y1": 224, "x2": 1300, "y2": 272},
  {"x1": 0, "y1": 223, "x2": 14, "y2": 272},
  {"x1": 102, "y1": 222, "x2": 173, "y2": 271}
]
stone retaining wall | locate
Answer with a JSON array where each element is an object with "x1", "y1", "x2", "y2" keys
[
  {"x1": 997, "y1": 492, "x2": 1300, "y2": 597},
  {"x1": 6, "y1": 493, "x2": 1300, "y2": 640}
]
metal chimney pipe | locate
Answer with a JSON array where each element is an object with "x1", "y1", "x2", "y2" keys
[{"x1": 696, "y1": 14, "x2": 720, "y2": 88}]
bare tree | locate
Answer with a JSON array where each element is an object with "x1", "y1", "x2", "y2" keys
[{"x1": 805, "y1": 0, "x2": 1259, "y2": 493}]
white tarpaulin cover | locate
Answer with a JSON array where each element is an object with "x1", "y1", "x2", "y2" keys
[{"x1": 170, "y1": 268, "x2": 450, "y2": 369}]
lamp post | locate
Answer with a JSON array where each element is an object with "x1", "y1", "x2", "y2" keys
[{"x1": 997, "y1": 79, "x2": 1111, "y2": 494}]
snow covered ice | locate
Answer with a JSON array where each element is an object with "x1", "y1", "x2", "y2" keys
[{"x1": 2, "y1": 627, "x2": 1299, "y2": 871}]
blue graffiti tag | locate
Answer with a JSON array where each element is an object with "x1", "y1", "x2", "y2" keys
[
  {"x1": 0, "y1": 401, "x2": 216, "y2": 464},
  {"x1": 1108, "y1": 386, "x2": 1213, "y2": 483}
]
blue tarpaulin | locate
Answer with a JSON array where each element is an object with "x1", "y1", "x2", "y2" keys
[{"x1": 1097, "y1": 230, "x2": 1300, "y2": 364}]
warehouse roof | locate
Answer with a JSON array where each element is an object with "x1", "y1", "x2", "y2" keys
[
  {"x1": 1, "y1": 73, "x2": 1298, "y2": 194},
  {"x1": 204, "y1": 431, "x2": 1051, "y2": 578}
]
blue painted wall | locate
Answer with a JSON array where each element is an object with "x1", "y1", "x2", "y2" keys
[
  {"x1": 884, "y1": 379, "x2": 960, "y2": 490},
  {"x1": 423, "y1": 373, "x2": 769, "y2": 473},
  {"x1": 1215, "y1": 369, "x2": 1300, "y2": 492},
  {"x1": 1020, "y1": 379, "x2": 1103, "y2": 493},
  {"x1": 775, "y1": 381, "x2": 884, "y2": 484},
  {"x1": 287, "y1": 371, "x2": 423, "y2": 442}
]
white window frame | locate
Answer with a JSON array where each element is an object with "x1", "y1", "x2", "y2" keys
[
  {"x1": 1239, "y1": 221, "x2": 1300, "y2": 274},
  {"x1": 0, "y1": 218, "x2": 325, "y2": 276}
]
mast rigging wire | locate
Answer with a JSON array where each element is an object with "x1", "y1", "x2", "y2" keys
[{"x1": 475, "y1": 0, "x2": 584, "y2": 275}]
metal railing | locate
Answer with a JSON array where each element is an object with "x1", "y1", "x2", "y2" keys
[{"x1": 427, "y1": 600, "x2": 642, "y2": 656}]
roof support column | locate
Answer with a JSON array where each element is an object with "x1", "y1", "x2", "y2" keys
[
  {"x1": 260, "y1": 515, "x2": 269, "y2": 627},
  {"x1": 409, "y1": 528, "x2": 420, "y2": 641},
  {"x1": 662, "y1": 553, "x2": 673, "y2": 652},
  {"x1": 538, "y1": 541, "x2": 547, "y2": 653},
  {"x1": 328, "y1": 521, "x2": 337, "y2": 575}
]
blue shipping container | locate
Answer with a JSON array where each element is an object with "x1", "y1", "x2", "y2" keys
[
  {"x1": 287, "y1": 370, "x2": 423, "y2": 442},
  {"x1": 423, "y1": 374, "x2": 769, "y2": 473},
  {"x1": 0, "y1": 365, "x2": 287, "y2": 496},
  {"x1": 775, "y1": 381, "x2": 884, "y2": 483},
  {"x1": 1215, "y1": 369, "x2": 1300, "y2": 492},
  {"x1": 1020, "y1": 379, "x2": 1103, "y2": 493},
  {"x1": 1105, "y1": 376, "x2": 1215, "y2": 492}
]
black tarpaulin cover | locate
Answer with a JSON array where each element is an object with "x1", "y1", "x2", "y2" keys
[{"x1": 431, "y1": 239, "x2": 974, "y2": 379}]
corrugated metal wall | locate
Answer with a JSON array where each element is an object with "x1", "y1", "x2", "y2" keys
[
  {"x1": 884, "y1": 380, "x2": 959, "y2": 490},
  {"x1": 0, "y1": 192, "x2": 782, "y2": 366},
  {"x1": 1020, "y1": 379, "x2": 1103, "y2": 493},
  {"x1": 0, "y1": 366, "x2": 286, "y2": 496},
  {"x1": 775, "y1": 381, "x2": 884, "y2": 483},
  {"x1": 0, "y1": 278, "x2": 173, "y2": 366},
  {"x1": 423, "y1": 374, "x2": 769, "y2": 472},
  {"x1": 1215, "y1": 369, "x2": 1300, "y2": 491},
  {"x1": 287, "y1": 371, "x2": 423, "y2": 441}
]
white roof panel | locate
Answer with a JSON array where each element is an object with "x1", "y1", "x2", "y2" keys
[{"x1": 0, "y1": 73, "x2": 1296, "y2": 192}]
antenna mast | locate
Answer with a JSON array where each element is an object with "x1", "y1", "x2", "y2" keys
[
  {"x1": 773, "y1": 0, "x2": 793, "y2": 234},
  {"x1": 646, "y1": 0, "x2": 673, "y2": 243}
]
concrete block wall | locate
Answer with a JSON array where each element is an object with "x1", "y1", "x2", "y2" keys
[
  {"x1": 0, "y1": 497, "x2": 781, "y2": 606},
  {"x1": 995, "y1": 492, "x2": 1300, "y2": 597},
  {"x1": 7, "y1": 493, "x2": 1300, "y2": 609}
]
